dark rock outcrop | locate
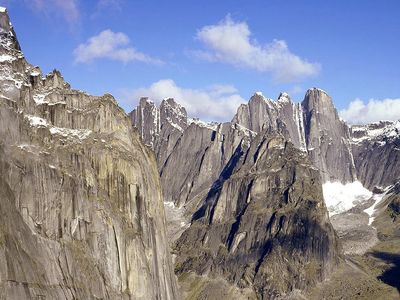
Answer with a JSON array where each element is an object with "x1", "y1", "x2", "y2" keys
[{"x1": 174, "y1": 129, "x2": 340, "y2": 298}]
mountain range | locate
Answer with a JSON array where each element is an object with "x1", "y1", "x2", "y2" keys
[{"x1": 1, "y1": 6, "x2": 400, "y2": 300}]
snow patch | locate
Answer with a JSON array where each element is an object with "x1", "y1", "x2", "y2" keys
[
  {"x1": 25, "y1": 115, "x2": 48, "y2": 127},
  {"x1": 323, "y1": 181, "x2": 372, "y2": 216},
  {"x1": 166, "y1": 117, "x2": 183, "y2": 132},
  {"x1": 33, "y1": 93, "x2": 48, "y2": 104},
  {"x1": 50, "y1": 127, "x2": 92, "y2": 140},
  {"x1": 351, "y1": 121, "x2": 400, "y2": 144},
  {"x1": 363, "y1": 185, "x2": 392, "y2": 226},
  {"x1": 0, "y1": 7, "x2": 6, "y2": 13},
  {"x1": 189, "y1": 118, "x2": 219, "y2": 130},
  {"x1": 0, "y1": 54, "x2": 15, "y2": 63}
]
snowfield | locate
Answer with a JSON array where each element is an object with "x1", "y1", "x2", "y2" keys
[{"x1": 322, "y1": 181, "x2": 372, "y2": 215}]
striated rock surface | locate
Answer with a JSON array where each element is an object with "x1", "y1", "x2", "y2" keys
[
  {"x1": 160, "y1": 121, "x2": 255, "y2": 210},
  {"x1": 130, "y1": 99, "x2": 256, "y2": 212},
  {"x1": 301, "y1": 88, "x2": 356, "y2": 182},
  {"x1": 174, "y1": 129, "x2": 340, "y2": 298},
  {"x1": 0, "y1": 8, "x2": 178, "y2": 300},
  {"x1": 232, "y1": 89, "x2": 356, "y2": 183},
  {"x1": 351, "y1": 121, "x2": 400, "y2": 189},
  {"x1": 130, "y1": 97, "x2": 188, "y2": 170}
]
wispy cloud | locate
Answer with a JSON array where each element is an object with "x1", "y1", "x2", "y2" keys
[
  {"x1": 73, "y1": 29, "x2": 163, "y2": 64},
  {"x1": 340, "y1": 98, "x2": 400, "y2": 124},
  {"x1": 121, "y1": 79, "x2": 245, "y2": 121},
  {"x1": 193, "y1": 15, "x2": 320, "y2": 82},
  {"x1": 29, "y1": 0, "x2": 80, "y2": 25},
  {"x1": 91, "y1": 0, "x2": 124, "y2": 18}
]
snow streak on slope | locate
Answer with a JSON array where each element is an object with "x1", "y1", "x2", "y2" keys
[
  {"x1": 322, "y1": 181, "x2": 372, "y2": 216},
  {"x1": 363, "y1": 185, "x2": 392, "y2": 226}
]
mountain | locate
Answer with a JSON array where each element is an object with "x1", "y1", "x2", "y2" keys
[
  {"x1": 174, "y1": 129, "x2": 339, "y2": 298},
  {"x1": 232, "y1": 88, "x2": 356, "y2": 183},
  {"x1": 351, "y1": 121, "x2": 400, "y2": 189},
  {"x1": 130, "y1": 93, "x2": 344, "y2": 297},
  {"x1": 131, "y1": 98, "x2": 256, "y2": 213},
  {"x1": 130, "y1": 80, "x2": 400, "y2": 298},
  {"x1": 0, "y1": 8, "x2": 178, "y2": 299},
  {"x1": 2, "y1": 4, "x2": 400, "y2": 299}
]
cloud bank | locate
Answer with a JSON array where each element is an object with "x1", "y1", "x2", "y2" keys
[
  {"x1": 194, "y1": 16, "x2": 320, "y2": 82},
  {"x1": 340, "y1": 98, "x2": 400, "y2": 124},
  {"x1": 124, "y1": 79, "x2": 245, "y2": 121},
  {"x1": 73, "y1": 30, "x2": 162, "y2": 64}
]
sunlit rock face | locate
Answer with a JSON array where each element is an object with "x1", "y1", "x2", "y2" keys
[
  {"x1": 0, "y1": 7, "x2": 179, "y2": 300},
  {"x1": 232, "y1": 88, "x2": 357, "y2": 183}
]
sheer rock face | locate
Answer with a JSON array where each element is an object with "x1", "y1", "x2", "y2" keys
[
  {"x1": 232, "y1": 89, "x2": 356, "y2": 183},
  {"x1": 0, "y1": 8, "x2": 178, "y2": 300},
  {"x1": 174, "y1": 130, "x2": 340, "y2": 298},
  {"x1": 351, "y1": 121, "x2": 400, "y2": 189},
  {"x1": 160, "y1": 122, "x2": 255, "y2": 209},
  {"x1": 130, "y1": 99, "x2": 256, "y2": 210},
  {"x1": 129, "y1": 97, "x2": 188, "y2": 169},
  {"x1": 301, "y1": 88, "x2": 356, "y2": 182}
]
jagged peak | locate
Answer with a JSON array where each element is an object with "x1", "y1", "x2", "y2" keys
[
  {"x1": 139, "y1": 97, "x2": 155, "y2": 106},
  {"x1": 161, "y1": 97, "x2": 180, "y2": 108},
  {"x1": 188, "y1": 118, "x2": 219, "y2": 130},
  {"x1": 0, "y1": 7, "x2": 21, "y2": 52},
  {"x1": 43, "y1": 69, "x2": 70, "y2": 89},
  {"x1": 277, "y1": 92, "x2": 291, "y2": 105},
  {"x1": 305, "y1": 87, "x2": 330, "y2": 99},
  {"x1": 0, "y1": 6, "x2": 11, "y2": 32},
  {"x1": 160, "y1": 97, "x2": 187, "y2": 118},
  {"x1": 249, "y1": 91, "x2": 275, "y2": 106},
  {"x1": 302, "y1": 87, "x2": 335, "y2": 111}
]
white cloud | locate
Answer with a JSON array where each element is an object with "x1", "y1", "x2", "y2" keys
[
  {"x1": 340, "y1": 98, "x2": 400, "y2": 124},
  {"x1": 289, "y1": 85, "x2": 304, "y2": 95},
  {"x1": 73, "y1": 30, "x2": 163, "y2": 64},
  {"x1": 30, "y1": 0, "x2": 79, "y2": 24},
  {"x1": 122, "y1": 79, "x2": 245, "y2": 121},
  {"x1": 194, "y1": 16, "x2": 320, "y2": 82}
]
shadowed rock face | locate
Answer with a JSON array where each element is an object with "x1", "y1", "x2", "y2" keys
[
  {"x1": 351, "y1": 121, "x2": 400, "y2": 189},
  {"x1": 174, "y1": 130, "x2": 340, "y2": 298},
  {"x1": 160, "y1": 122, "x2": 255, "y2": 209},
  {"x1": 0, "y1": 8, "x2": 178, "y2": 300}
]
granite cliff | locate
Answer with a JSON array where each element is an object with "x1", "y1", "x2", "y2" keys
[{"x1": 0, "y1": 8, "x2": 178, "y2": 300}]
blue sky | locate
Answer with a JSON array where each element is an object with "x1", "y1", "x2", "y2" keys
[{"x1": 1, "y1": 0, "x2": 400, "y2": 123}]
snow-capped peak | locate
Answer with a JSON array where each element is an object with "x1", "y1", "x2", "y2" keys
[
  {"x1": 351, "y1": 120, "x2": 400, "y2": 144},
  {"x1": 0, "y1": 7, "x2": 7, "y2": 13},
  {"x1": 277, "y1": 92, "x2": 290, "y2": 104}
]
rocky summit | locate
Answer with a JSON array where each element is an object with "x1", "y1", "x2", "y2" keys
[{"x1": 1, "y1": 4, "x2": 400, "y2": 300}]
